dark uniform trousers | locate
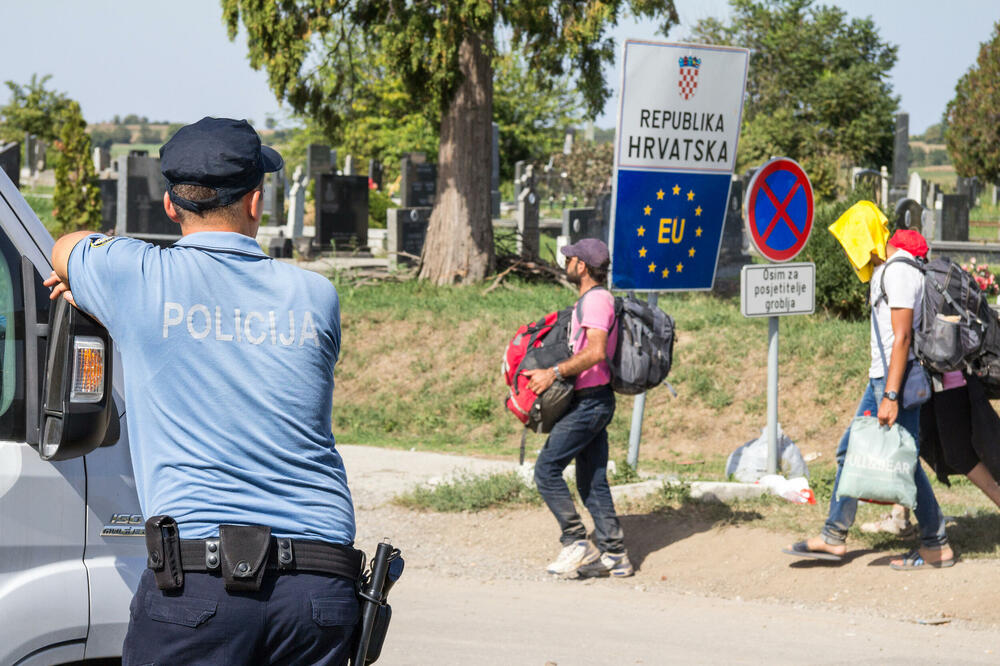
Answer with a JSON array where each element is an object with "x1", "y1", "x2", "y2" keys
[{"x1": 122, "y1": 568, "x2": 358, "y2": 665}]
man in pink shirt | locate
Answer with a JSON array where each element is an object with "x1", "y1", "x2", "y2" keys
[{"x1": 524, "y1": 238, "x2": 631, "y2": 578}]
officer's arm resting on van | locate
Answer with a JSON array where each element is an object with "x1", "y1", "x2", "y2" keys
[
  {"x1": 45, "y1": 230, "x2": 98, "y2": 305},
  {"x1": 525, "y1": 327, "x2": 608, "y2": 394}
]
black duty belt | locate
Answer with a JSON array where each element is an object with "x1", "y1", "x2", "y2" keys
[
  {"x1": 178, "y1": 536, "x2": 363, "y2": 579},
  {"x1": 574, "y1": 384, "x2": 611, "y2": 398}
]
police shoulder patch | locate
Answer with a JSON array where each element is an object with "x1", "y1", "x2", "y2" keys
[{"x1": 90, "y1": 236, "x2": 116, "y2": 248}]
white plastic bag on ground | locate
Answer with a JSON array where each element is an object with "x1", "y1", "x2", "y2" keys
[
  {"x1": 726, "y1": 424, "x2": 808, "y2": 483},
  {"x1": 757, "y1": 474, "x2": 816, "y2": 504}
]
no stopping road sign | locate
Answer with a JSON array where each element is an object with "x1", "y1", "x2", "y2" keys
[{"x1": 744, "y1": 158, "x2": 814, "y2": 262}]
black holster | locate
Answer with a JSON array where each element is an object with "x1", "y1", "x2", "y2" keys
[
  {"x1": 219, "y1": 524, "x2": 271, "y2": 593},
  {"x1": 145, "y1": 515, "x2": 183, "y2": 591}
]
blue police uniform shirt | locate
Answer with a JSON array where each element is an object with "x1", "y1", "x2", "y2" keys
[{"x1": 67, "y1": 231, "x2": 355, "y2": 542}]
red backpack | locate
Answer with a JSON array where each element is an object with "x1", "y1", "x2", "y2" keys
[{"x1": 502, "y1": 308, "x2": 575, "y2": 456}]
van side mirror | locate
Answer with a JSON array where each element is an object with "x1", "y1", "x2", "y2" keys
[{"x1": 38, "y1": 297, "x2": 116, "y2": 460}]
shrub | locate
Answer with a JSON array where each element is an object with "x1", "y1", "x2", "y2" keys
[
  {"x1": 798, "y1": 186, "x2": 887, "y2": 320},
  {"x1": 368, "y1": 188, "x2": 391, "y2": 229}
]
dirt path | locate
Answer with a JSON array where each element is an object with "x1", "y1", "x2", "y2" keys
[{"x1": 342, "y1": 445, "x2": 1000, "y2": 663}]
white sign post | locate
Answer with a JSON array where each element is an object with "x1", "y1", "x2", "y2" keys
[
  {"x1": 610, "y1": 40, "x2": 749, "y2": 470},
  {"x1": 741, "y1": 159, "x2": 816, "y2": 473}
]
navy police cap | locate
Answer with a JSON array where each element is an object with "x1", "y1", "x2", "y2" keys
[{"x1": 160, "y1": 117, "x2": 283, "y2": 213}]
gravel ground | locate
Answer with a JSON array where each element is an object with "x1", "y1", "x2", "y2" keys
[{"x1": 342, "y1": 443, "x2": 1000, "y2": 664}]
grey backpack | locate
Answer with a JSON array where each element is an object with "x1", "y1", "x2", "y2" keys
[{"x1": 575, "y1": 288, "x2": 676, "y2": 395}]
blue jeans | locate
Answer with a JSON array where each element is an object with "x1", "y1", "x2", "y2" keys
[
  {"x1": 534, "y1": 387, "x2": 625, "y2": 553},
  {"x1": 823, "y1": 377, "x2": 949, "y2": 549},
  {"x1": 123, "y1": 569, "x2": 358, "y2": 665}
]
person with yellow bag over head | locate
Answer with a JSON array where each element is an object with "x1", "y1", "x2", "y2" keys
[{"x1": 782, "y1": 201, "x2": 955, "y2": 570}]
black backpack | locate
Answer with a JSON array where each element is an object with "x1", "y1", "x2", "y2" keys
[
  {"x1": 575, "y1": 287, "x2": 676, "y2": 395},
  {"x1": 881, "y1": 256, "x2": 1000, "y2": 394}
]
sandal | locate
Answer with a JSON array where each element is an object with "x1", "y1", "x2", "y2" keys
[
  {"x1": 889, "y1": 549, "x2": 956, "y2": 571},
  {"x1": 782, "y1": 540, "x2": 844, "y2": 562}
]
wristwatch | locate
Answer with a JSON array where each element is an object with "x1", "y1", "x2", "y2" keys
[
  {"x1": 884, "y1": 390, "x2": 899, "y2": 402},
  {"x1": 552, "y1": 365, "x2": 563, "y2": 381}
]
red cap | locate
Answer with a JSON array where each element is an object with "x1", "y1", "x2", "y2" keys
[{"x1": 888, "y1": 229, "x2": 929, "y2": 258}]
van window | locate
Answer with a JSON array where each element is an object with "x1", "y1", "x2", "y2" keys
[{"x1": 0, "y1": 232, "x2": 25, "y2": 440}]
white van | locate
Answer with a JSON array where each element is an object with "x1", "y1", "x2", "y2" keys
[{"x1": 0, "y1": 169, "x2": 141, "y2": 665}]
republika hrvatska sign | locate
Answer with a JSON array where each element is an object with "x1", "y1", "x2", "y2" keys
[{"x1": 610, "y1": 40, "x2": 749, "y2": 291}]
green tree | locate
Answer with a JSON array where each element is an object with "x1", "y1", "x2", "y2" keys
[
  {"x1": 946, "y1": 22, "x2": 1000, "y2": 184},
  {"x1": 691, "y1": 0, "x2": 898, "y2": 200},
  {"x1": 88, "y1": 128, "x2": 115, "y2": 151},
  {"x1": 110, "y1": 125, "x2": 133, "y2": 144},
  {"x1": 0, "y1": 74, "x2": 71, "y2": 143},
  {"x1": 52, "y1": 101, "x2": 102, "y2": 234},
  {"x1": 493, "y1": 50, "x2": 583, "y2": 181},
  {"x1": 222, "y1": 0, "x2": 678, "y2": 284},
  {"x1": 137, "y1": 123, "x2": 163, "y2": 144}
]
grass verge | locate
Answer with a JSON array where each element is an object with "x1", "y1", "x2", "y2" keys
[
  {"x1": 395, "y1": 471, "x2": 542, "y2": 512},
  {"x1": 331, "y1": 276, "x2": 870, "y2": 464}
]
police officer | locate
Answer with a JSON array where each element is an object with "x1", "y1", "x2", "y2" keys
[{"x1": 46, "y1": 118, "x2": 360, "y2": 664}]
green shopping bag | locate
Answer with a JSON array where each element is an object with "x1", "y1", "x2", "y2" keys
[{"x1": 836, "y1": 416, "x2": 918, "y2": 509}]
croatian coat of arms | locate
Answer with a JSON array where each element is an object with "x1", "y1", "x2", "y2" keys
[{"x1": 678, "y1": 55, "x2": 701, "y2": 100}]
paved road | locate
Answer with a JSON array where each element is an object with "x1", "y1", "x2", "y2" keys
[{"x1": 381, "y1": 569, "x2": 998, "y2": 665}]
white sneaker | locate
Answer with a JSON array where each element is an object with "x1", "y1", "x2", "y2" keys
[
  {"x1": 546, "y1": 539, "x2": 600, "y2": 575},
  {"x1": 577, "y1": 551, "x2": 635, "y2": 578}
]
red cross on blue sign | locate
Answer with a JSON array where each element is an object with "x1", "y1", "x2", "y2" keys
[{"x1": 745, "y1": 158, "x2": 814, "y2": 262}]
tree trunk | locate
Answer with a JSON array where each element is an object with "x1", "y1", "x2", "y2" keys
[{"x1": 418, "y1": 32, "x2": 494, "y2": 285}]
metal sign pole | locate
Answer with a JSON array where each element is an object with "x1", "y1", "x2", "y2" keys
[
  {"x1": 627, "y1": 292, "x2": 658, "y2": 471},
  {"x1": 766, "y1": 315, "x2": 779, "y2": 474}
]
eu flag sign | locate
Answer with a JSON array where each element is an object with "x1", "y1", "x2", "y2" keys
[
  {"x1": 610, "y1": 40, "x2": 749, "y2": 291},
  {"x1": 612, "y1": 170, "x2": 731, "y2": 290}
]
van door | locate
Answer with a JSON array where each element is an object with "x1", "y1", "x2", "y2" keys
[{"x1": 0, "y1": 173, "x2": 90, "y2": 663}]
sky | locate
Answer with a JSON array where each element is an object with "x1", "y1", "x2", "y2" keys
[{"x1": 0, "y1": 1, "x2": 997, "y2": 136}]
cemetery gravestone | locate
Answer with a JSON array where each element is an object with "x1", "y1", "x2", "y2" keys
[
  {"x1": 927, "y1": 182, "x2": 940, "y2": 211},
  {"x1": 314, "y1": 174, "x2": 369, "y2": 251},
  {"x1": 387, "y1": 207, "x2": 431, "y2": 268},
  {"x1": 491, "y1": 122, "x2": 501, "y2": 217},
  {"x1": 517, "y1": 165, "x2": 540, "y2": 258},
  {"x1": 907, "y1": 172, "x2": 923, "y2": 203},
  {"x1": 400, "y1": 155, "x2": 437, "y2": 208},
  {"x1": 957, "y1": 177, "x2": 981, "y2": 207},
  {"x1": 562, "y1": 207, "x2": 599, "y2": 245},
  {"x1": 894, "y1": 198, "x2": 924, "y2": 234},
  {"x1": 116, "y1": 154, "x2": 178, "y2": 244},
  {"x1": 892, "y1": 113, "x2": 909, "y2": 189},
  {"x1": 93, "y1": 147, "x2": 111, "y2": 173},
  {"x1": 24, "y1": 133, "x2": 35, "y2": 176},
  {"x1": 33, "y1": 141, "x2": 47, "y2": 173},
  {"x1": 368, "y1": 159, "x2": 383, "y2": 190},
  {"x1": 262, "y1": 168, "x2": 285, "y2": 226},
  {"x1": 306, "y1": 144, "x2": 333, "y2": 182},
  {"x1": 715, "y1": 179, "x2": 752, "y2": 280},
  {"x1": 97, "y1": 179, "x2": 117, "y2": 231},
  {"x1": 0, "y1": 142, "x2": 20, "y2": 188},
  {"x1": 940, "y1": 194, "x2": 970, "y2": 242}
]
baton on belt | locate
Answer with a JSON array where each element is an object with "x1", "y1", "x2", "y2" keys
[{"x1": 352, "y1": 539, "x2": 404, "y2": 666}]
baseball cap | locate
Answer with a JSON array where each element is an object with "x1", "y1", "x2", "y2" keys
[
  {"x1": 160, "y1": 117, "x2": 283, "y2": 213},
  {"x1": 560, "y1": 238, "x2": 610, "y2": 267}
]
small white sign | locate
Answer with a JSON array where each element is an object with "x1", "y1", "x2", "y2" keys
[{"x1": 741, "y1": 262, "x2": 815, "y2": 317}]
